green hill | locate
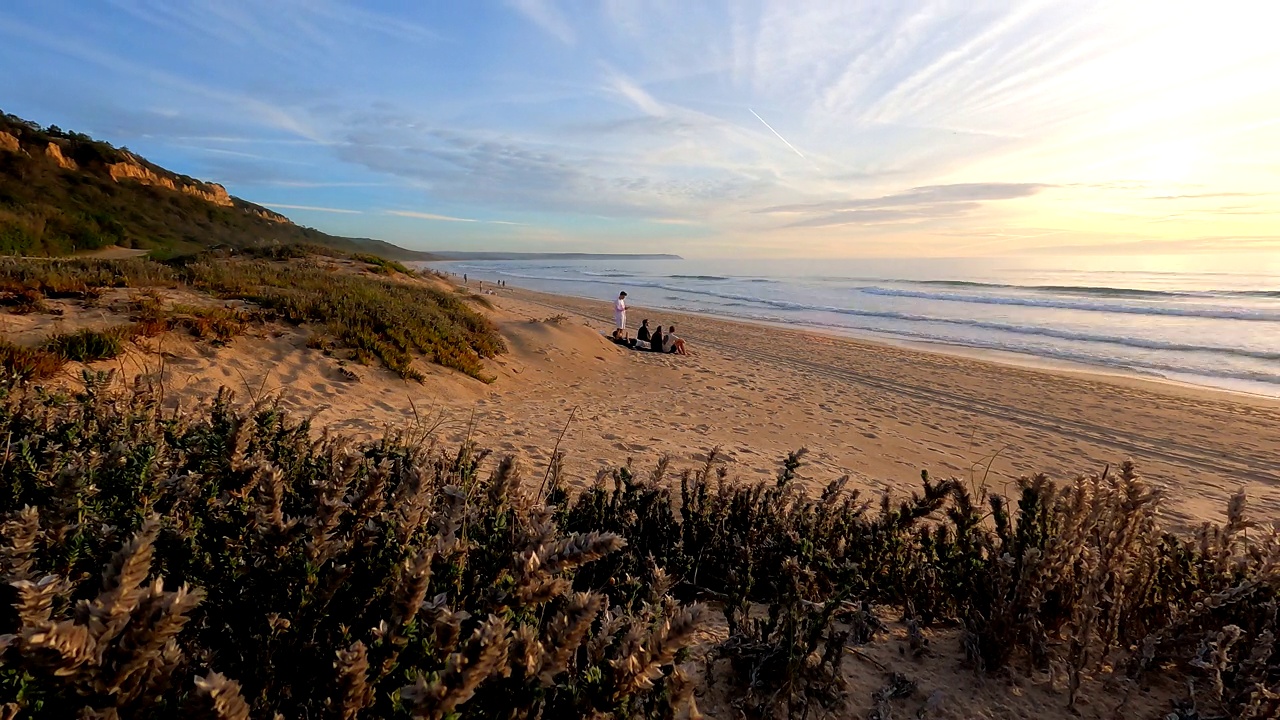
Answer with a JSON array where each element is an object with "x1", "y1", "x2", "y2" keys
[{"x1": 0, "y1": 110, "x2": 434, "y2": 260}]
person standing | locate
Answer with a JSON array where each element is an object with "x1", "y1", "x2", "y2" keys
[{"x1": 614, "y1": 292, "x2": 628, "y2": 338}]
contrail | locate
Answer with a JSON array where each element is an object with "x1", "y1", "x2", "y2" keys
[{"x1": 749, "y1": 108, "x2": 806, "y2": 159}]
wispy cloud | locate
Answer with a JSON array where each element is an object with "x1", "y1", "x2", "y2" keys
[
  {"x1": 104, "y1": 0, "x2": 438, "y2": 58},
  {"x1": 507, "y1": 0, "x2": 575, "y2": 44},
  {"x1": 758, "y1": 183, "x2": 1049, "y2": 215},
  {"x1": 1147, "y1": 191, "x2": 1269, "y2": 201},
  {"x1": 0, "y1": 13, "x2": 323, "y2": 143},
  {"x1": 7, "y1": 1, "x2": 1279, "y2": 256},
  {"x1": 606, "y1": 69, "x2": 666, "y2": 116},
  {"x1": 260, "y1": 180, "x2": 393, "y2": 188},
  {"x1": 265, "y1": 203, "x2": 363, "y2": 214},
  {"x1": 387, "y1": 210, "x2": 521, "y2": 225},
  {"x1": 1017, "y1": 235, "x2": 1280, "y2": 256},
  {"x1": 754, "y1": 183, "x2": 1050, "y2": 228}
]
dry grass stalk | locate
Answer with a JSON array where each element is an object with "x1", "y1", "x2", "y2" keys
[
  {"x1": 401, "y1": 615, "x2": 512, "y2": 720},
  {"x1": 334, "y1": 640, "x2": 375, "y2": 720},
  {"x1": 191, "y1": 672, "x2": 251, "y2": 720},
  {"x1": 535, "y1": 592, "x2": 603, "y2": 685},
  {"x1": 1, "y1": 377, "x2": 1278, "y2": 718}
]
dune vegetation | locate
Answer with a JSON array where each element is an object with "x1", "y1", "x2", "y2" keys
[
  {"x1": 0, "y1": 370, "x2": 1275, "y2": 718},
  {"x1": 0, "y1": 253, "x2": 504, "y2": 382},
  {"x1": 0, "y1": 246, "x2": 1274, "y2": 718}
]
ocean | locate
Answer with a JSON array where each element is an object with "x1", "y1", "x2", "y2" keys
[{"x1": 429, "y1": 256, "x2": 1280, "y2": 398}]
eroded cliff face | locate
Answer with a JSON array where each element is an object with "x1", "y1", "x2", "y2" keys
[
  {"x1": 108, "y1": 157, "x2": 233, "y2": 207},
  {"x1": 251, "y1": 208, "x2": 290, "y2": 223},
  {"x1": 3, "y1": 124, "x2": 293, "y2": 226},
  {"x1": 0, "y1": 131, "x2": 21, "y2": 153},
  {"x1": 45, "y1": 142, "x2": 77, "y2": 170}
]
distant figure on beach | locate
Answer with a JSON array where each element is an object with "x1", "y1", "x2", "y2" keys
[
  {"x1": 463, "y1": 274, "x2": 467, "y2": 284},
  {"x1": 649, "y1": 324, "x2": 663, "y2": 352},
  {"x1": 615, "y1": 292, "x2": 628, "y2": 338},
  {"x1": 665, "y1": 326, "x2": 688, "y2": 355},
  {"x1": 637, "y1": 319, "x2": 651, "y2": 343}
]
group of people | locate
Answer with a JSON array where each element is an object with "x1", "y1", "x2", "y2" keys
[{"x1": 610, "y1": 291, "x2": 688, "y2": 355}]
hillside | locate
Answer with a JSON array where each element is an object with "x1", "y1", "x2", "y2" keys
[{"x1": 0, "y1": 111, "x2": 435, "y2": 260}]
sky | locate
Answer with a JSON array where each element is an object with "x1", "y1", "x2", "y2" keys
[{"x1": 1, "y1": 1, "x2": 1279, "y2": 259}]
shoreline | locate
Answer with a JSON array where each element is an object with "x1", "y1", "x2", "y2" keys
[
  {"x1": 11, "y1": 262, "x2": 1275, "y2": 534},
  {"x1": 491, "y1": 282, "x2": 1280, "y2": 410},
  {"x1": 469, "y1": 283, "x2": 1280, "y2": 533}
]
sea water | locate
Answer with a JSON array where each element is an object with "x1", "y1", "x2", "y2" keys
[{"x1": 430, "y1": 255, "x2": 1280, "y2": 398}]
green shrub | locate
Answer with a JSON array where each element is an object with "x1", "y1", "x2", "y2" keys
[
  {"x1": 0, "y1": 255, "x2": 505, "y2": 382},
  {"x1": 352, "y1": 252, "x2": 412, "y2": 275},
  {"x1": 180, "y1": 258, "x2": 504, "y2": 381},
  {"x1": 41, "y1": 327, "x2": 126, "y2": 362},
  {"x1": 0, "y1": 257, "x2": 175, "y2": 298}
]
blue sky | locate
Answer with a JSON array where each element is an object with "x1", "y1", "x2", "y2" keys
[{"x1": 2, "y1": 1, "x2": 1279, "y2": 258}]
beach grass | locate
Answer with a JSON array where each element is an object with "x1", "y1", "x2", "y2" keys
[
  {"x1": 0, "y1": 249, "x2": 504, "y2": 382},
  {"x1": 40, "y1": 326, "x2": 127, "y2": 362}
]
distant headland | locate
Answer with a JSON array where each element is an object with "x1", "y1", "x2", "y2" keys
[{"x1": 427, "y1": 252, "x2": 682, "y2": 261}]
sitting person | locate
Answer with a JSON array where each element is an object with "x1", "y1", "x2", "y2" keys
[
  {"x1": 649, "y1": 325, "x2": 664, "y2": 352},
  {"x1": 611, "y1": 328, "x2": 649, "y2": 350},
  {"x1": 664, "y1": 326, "x2": 688, "y2": 355},
  {"x1": 637, "y1": 319, "x2": 652, "y2": 343}
]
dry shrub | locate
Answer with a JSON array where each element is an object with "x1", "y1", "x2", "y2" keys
[
  {"x1": 555, "y1": 452, "x2": 1279, "y2": 718},
  {"x1": 0, "y1": 376, "x2": 697, "y2": 719},
  {"x1": 0, "y1": 376, "x2": 1276, "y2": 718},
  {"x1": 0, "y1": 287, "x2": 47, "y2": 314},
  {"x1": 0, "y1": 342, "x2": 64, "y2": 381}
]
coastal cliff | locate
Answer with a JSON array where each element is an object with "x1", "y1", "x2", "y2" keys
[{"x1": 0, "y1": 110, "x2": 432, "y2": 258}]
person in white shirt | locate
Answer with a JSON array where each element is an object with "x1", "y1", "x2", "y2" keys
[
  {"x1": 664, "y1": 325, "x2": 688, "y2": 355},
  {"x1": 614, "y1": 292, "x2": 628, "y2": 338}
]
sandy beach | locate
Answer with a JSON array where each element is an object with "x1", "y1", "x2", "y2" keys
[
  {"x1": 41, "y1": 277, "x2": 1274, "y2": 532},
  {"x1": 486, "y1": 286, "x2": 1280, "y2": 527},
  {"x1": 7, "y1": 268, "x2": 1280, "y2": 718}
]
